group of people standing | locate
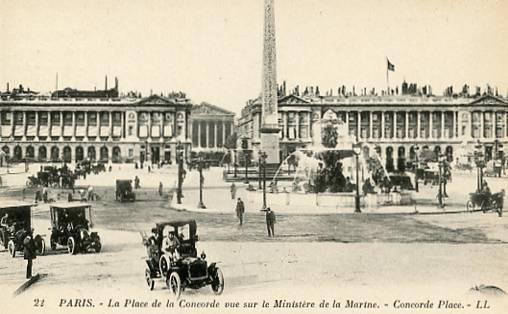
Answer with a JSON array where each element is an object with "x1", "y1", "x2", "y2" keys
[{"x1": 233, "y1": 186, "x2": 277, "y2": 237}]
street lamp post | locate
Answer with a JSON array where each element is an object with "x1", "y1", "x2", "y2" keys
[
  {"x1": 352, "y1": 142, "x2": 362, "y2": 213},
  {"x1": 258, "y1": 155, "x2": 262, "y2": 189},
  {"x1": 233, "y1": 150, "x2": 238, "y2": 178},
  {"x1": 413, "y1": 144, "x2": 420, "y2": 192},
  {"x1": 437, "y1": 154, "x2": 445, "y2": 208},
  {"x1": 244, "y1": 150, "x2": 250, "y2": 184},
  {"x1": 474, "y1": 141, "x2": 485, "y2": 192},
  {"x1": 259, "y1": 151, "x2": 268, "y2": 209},
  {"x1": 176, "y1": 142, "x2": 184, "y2": 204},
  {"x1": 197, "y1": 155, "x2": 206, "y2": 209}
]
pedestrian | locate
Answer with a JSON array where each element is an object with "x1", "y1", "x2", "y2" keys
[
  {"x1": 87, "y1": 185, "x2": 94, "y2": 201},
  {"x1": 265, "y1": 207, "x2": 276, "y2": 237},
  {"x1": 34, "y1": 190, "x2": 41, "y2": 203},
  {"x1": 230, "y1": 183, "x2": 237, "y2": 200},
  {"x1": 23, "y1": 229, "x2": 36, "y2": 279},
  {"x1": 134, "y1": 176, "x2": 140, "y2": 189},
  {"x1": 42, "y1": 186, "x2": 48, "y2": 203},
  {"x1": 148, "y1": 166, "x2": 151, "y2": 173},
  {"x1": 158, "y1": 182, "x2": 163, "y2": 196},
  {"x1": 235, "y1": 198, "x2": 245, "y2": 225}
]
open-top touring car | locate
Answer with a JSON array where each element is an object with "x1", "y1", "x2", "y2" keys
[{"x1": 142, "y1": 220, "x2": 224, "y2": 298}]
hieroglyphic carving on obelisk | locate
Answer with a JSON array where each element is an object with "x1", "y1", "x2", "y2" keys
[{"x1": 260, "y1": 0, "x2": 280, "y2": 164}]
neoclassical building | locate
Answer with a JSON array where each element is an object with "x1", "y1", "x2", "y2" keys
[
  {"x1": 0, "y1": 91, "x2": 193, "y2": 165},
  {"x1": 238, "y1": 92, "x2": 508, "y2": 171},
  {"x1": 190, "y1": 102, "x2": 235, "y2": 152}
]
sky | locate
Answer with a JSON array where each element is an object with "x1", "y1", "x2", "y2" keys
[{"x1": 1, "y1": 0, "x2": 507, "y2": 114}]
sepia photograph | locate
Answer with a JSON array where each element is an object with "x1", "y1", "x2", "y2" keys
[{"x1": 0, "y1": 0, "x2": 507, "y2": 313}]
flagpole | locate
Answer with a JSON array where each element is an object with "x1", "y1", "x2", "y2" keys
[{"x1": 386, "y1": 57, "x2": 389, "y2": 94}]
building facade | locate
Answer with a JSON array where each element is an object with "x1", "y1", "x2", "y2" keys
[
  {"x1": 190, "y1": 103, "x2": 235, "y2": 152},
  {"x1": 0, "y1": 93, "x2": 193, "y2": 165},
  {"x1": 238, "y1": 93, "x2": 508, "y2": 171}
]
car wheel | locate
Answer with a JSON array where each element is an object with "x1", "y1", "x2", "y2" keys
[
  {"x1": 466, "y1": 200, "x2": 474, "y2": 212},
  {"x1": 145, "y1": 268, "x2": 155, "y2": 291},
  {"x1": 167, "y1": 272, "x2": 181, "y2": 299},
  {"x1": 211, "y1": 267, "x2": 224, "y2": 295},
  {"x1": 159, "y1": 255, "x2": 170, "y2": 277},
  {"x1": 67, "y1": 237, "x2": 76, "y2": 255},
  {"x1": 7, "y1": 240, "x2": 15, "y2": 258},
  {"x1": 94, "y1": 241, "x2": 102, "y2": 253},
  {"x1": 36, "y1": 238, "x2": 46, "y2": 256}
]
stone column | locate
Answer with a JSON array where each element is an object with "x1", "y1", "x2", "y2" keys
[
  {"x1": 441, "y1": 111, "x2": 445, "y2": 139},
  {"x1": 47, "y1": 111, "x2": 52, "y2": 138},
  {"x1": 453, "y1": 111, "x2": 457, "y2": 138},
  {"x1": 84, "y1": 111, "x2": 88, "y2": 140},
  {"x1": 205, "y1": 121, "x2": 210, "y2": 148},
  {"x1": 197, "y1": 121, "x2": 201, "y2": 148},
  {"x1": 393, "y1": 111, "x2": 397, "y2": 139},
  {"x1": 405, "y1": 111, "x2": 409, "y2": 139},
  {"x1": 213, "y1": 121, "x2": 217, "y2": 148},
  {"x1": 296, "y1": 112, "x2": 300, "y2": 139},
  {"x1": 35, "y1": 111, "x2": 39, "y2": 140},
  {"x1": 429, "y1": 111, "x2": 433, "y2": 139},
  {"x1": 380, "y1": 111, "x2": 385, "y2": 139},
  {"x1": 222, "y1": 121, "x2": 226, "y2": 146},
  {"x1": 480, "y1": 111, "x2": 485, "y2": 139},
  {"x1": 416, "y1": 111, "x2": 421, "y2": 139},
  {"x1": 10, "y1": 111, "x2": 14, "y2": 137},
  {"x1": 492, "y1": 112, "x2": 495, "y2": 139},
  {"x1": 109, "y1": 112, "x2": 113, "y2": 140},
  {"x1": 357, "y1": 111, "x2": 361, "y2": 139},
  {"x1": 369, "y1": 111, "x2": 373, "y2": 139},
  {"x1": 22, "y1": 111, "x2": 27, "y2": 140},
  {"x1": 72, "y1": 112, "x2": 76, "y2": 140},
  {"x1": 283, "y1": 112, "x2": 288, "y2": 139},
  {"x1": 121, "y1": 111, "x2": 125, "y2": 139},
  {"x1": 345, "y1": 111, "x2": 350, "y2": 136},
  {"x1": 60, "y1": 111, "x2": 64, "y2": 140}
]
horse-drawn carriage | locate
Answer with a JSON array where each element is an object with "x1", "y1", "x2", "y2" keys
[{"x1": 466, "y1": 190, "x2": 504, "y2": 217}]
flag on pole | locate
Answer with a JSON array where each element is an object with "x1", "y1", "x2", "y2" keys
[{"x1": 387, "y1": 58, "x2": 395, "y2": 71}]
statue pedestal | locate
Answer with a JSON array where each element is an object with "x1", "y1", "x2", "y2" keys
[{"x1": 260, "y1": 132, "x2": 280, "y2": 164}]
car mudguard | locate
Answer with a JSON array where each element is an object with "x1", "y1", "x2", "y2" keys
[{"x1": 207, "y1": 263, "x2": 218, "y2": 275}]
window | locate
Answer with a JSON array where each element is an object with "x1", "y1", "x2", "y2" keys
[
  {"x1": 128, "y1": 148, "x2": 134, "y2": 158},
  {"x1": 128, "y1": 126, "x2": 133, "y2": 136},
  {"x1": 299, "y1": 113, "x2": 308, "y2": 139},
  {"x1": 287, "y1": 112, "x2": 297, "y2": 139}
]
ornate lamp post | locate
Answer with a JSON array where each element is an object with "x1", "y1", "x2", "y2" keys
[
  {"x1": 259, "y1": 151, "x2": 268, "y2": 209},
  {"x1": 197, "y1": 154, "x2": 206, "y2": 209},
  {"x1": 352, "y1": 142, "x2": 362, "y2": 213},
  {"x1": 474, "y1": 141, "x2": 485, "y2": 192},
  {"x1": 244, "y1": 149, "x2": 250, "y2": 184},
  {"x1": 258, "y1": 153, "x2": 262, "y2": 189},
  {"x1": 176, "y1": 142, "x2": 184, "y2": 204},
  {"x1": 437, "y1": 153, "x2": 446, "y2": 208}
]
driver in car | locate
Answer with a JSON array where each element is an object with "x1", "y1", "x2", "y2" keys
[{"x1": 163, "y1": 231, "x2": 180, "y2": 261}]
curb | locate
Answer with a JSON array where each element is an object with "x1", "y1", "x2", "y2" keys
[{"x1": 13, "y1": 273, "x2": 46, "y2": 296}]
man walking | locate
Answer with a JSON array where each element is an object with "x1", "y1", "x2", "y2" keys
[
  {"x1": 23, "y1": 229, "x2": 36, "y2": 279},
  {"x1": 158, "y1": 182, "x2": 163, "y2": 196},
  {"x1": 265, "y1": 207, "x2": 276, "y2": 237},
  {"x1": 235, "y1": 198, "x2": 245, "y2": 225}
]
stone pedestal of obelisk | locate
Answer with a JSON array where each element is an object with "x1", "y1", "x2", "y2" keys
[{"x1": 260, "y1": 0, "x2": 280, "y2": 164}]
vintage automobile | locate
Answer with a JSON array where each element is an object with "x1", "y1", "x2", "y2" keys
[
  {"x1": 142, "y1": 220, "x2": 224, "y2": 298},
  {"x1": 0, "y1": 202, "x2": 46, "y2": 257},
  {"x1": 466, "y1": 190, "x2": 504, "y2": 217},
  {"x1": 49, "y1": 203, "x2": 101, "y2": 254},
  {"x1": 115, "y1": 180, "x2": 136, "y2": 202}
]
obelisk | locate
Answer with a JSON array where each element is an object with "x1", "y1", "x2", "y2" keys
[{"x1": 260, "y1": 0, "x2": 280, "y2": 164}]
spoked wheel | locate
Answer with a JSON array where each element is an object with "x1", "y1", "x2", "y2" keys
[
  {"x1": 166, "y1": 272, "x2": 181, "y2": 299},
  {"x1": 7, "y1": 240, "x2": 15, "y2": 258},
  {"x1": 94, "y1": 242, "x2": 102, "y2": 253},
  {"x1": 159, "y1": 255, "x2": 170, "y2": 277},
  {"x1": 35, "y1": 238, "x2": 46, "y2": 256},
  {"x1": 67, "y1": 237, "x2": 76, "y2": 255},
  {"x1": 211, "y1": 267, "x2": 224, "y2": 295},
  {"x1": 466, "y1": 200, "x2": 474, "y2": 212},
  {"x1": 145, "y1": 268, "x2": 155, "y2": 291}
]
